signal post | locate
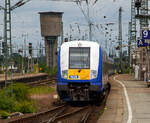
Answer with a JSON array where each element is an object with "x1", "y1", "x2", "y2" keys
[{"x1": 28, "y1": 43, "x2": 33, "y2": 73}]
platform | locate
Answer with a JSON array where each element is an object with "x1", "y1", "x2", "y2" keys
[
  {"x1": 97, "y1": 75, "x2": 124, "y2": 123},
  {"x1": 98, "y1": 74, "x2": 150, "y2": 123},
  {"x1": 0, "y1": 73, "x2": 48, "y2": 86}
]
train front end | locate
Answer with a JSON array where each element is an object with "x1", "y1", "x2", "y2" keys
[{"x1": 57, "y1": 41, "x2": 103, "y2": 102}]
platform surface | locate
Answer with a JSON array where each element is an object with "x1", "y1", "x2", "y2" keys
[
  {"x1": 97, "y1": 74, "x2": 150, "y2": 123},
  {"x1": 97, "y1": 75, "x2": 124, "y2": 123},
  {"x1": 0, "y1": 73, "x2": 47, "y2": 82},
  {"x1": 119, "y1": 74, "x2": 150, "y2": 123}
]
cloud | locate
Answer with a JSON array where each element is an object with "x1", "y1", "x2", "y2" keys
[{"x1": 0, "y1": 0, "x2": 131, "y2": 54}]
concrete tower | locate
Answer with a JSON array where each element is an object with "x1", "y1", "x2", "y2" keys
[{"x1": 39, "y1": 12, "x2": 63, "y2": 68}]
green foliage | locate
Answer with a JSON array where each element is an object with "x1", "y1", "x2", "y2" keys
[
  {"x1": 0, "y1": 92, "x2": 15, "y2": 112},
  {"x1": 0, "y1": 71, "x2": 3, "y2": 74},
  {"x1": 13, "y1": 101, "x2": 36, "y2": 113},
  {"x1": 0, "y1": 110, "x2": 10, "y2": 119},
  {"x1": 47, "y1": 67, "x2": 57, "y2": 76},
  {"x1": 122, "y1": 67, "x2": 130, "y2": 74},
  {"x1": 0, "y1": 83, "x2": 36, "y2": 116},
  {"x1": 10, "y1": 83, "x2": 30, "y2": 101},
  {"x1": 29, "y1": 86, "x2": 54, "y2": 95},
  {"x1": 38, "y1": 63, "x2": 47, "y2": 73},
  {"x1": 39, "y1": 63, "x2": 57, "y2": 76}
]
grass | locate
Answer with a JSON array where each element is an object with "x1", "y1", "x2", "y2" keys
[
  {"x1": 0, "y1": 83, "x2": 55, "y2": 118},
  {"x1": 0, "y1": 83, "x2": 37, "y2": 118},
  {"x1": 29, "y1": 86, "x2": 55, "y2": 95}
]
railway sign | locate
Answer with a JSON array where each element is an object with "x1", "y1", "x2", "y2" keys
[
  {"x1": 142, "y1": 29, "x2": 150, "y2": 40},
  {"x1": 137, "y1": 29, "x2": 150, "y2": 48},
  {"x1": 137, "y1": 39, "x2": 148, "y2": 48}
]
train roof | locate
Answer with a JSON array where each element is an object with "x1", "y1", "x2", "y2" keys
[
  {"x1": 61, "y1": 40, "x2": 99, "y2": 48},
  {"x1": 61, "y1": 40, "x2": 114, "y2": 64}
]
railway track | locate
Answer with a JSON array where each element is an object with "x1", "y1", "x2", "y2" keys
[
  {"x1": 0, "y1": 73, "x2": 49, "y2": 88},
  {"x1": 43, "y1": 105, "x2": 89, "y2": 123},
  {"x1": 8, "y1": 85, "x2": 110, "y2": 123},
  {"x1": 8, "y1": 104, "x2": 67, "y2": 123},
  {"x1": 8, "y1": 104, "x2": 92, "y2": 123},
  {"x1": 26, "y1": 77, "x2": 56, "y2": 86}
]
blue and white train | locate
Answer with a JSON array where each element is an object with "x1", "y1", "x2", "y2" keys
[{"x1": 57, "y1": 41, "x2": 114, "y2": 102}]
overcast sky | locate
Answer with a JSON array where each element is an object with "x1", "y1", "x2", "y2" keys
[{"x1": 0, "y1": 0, "x2": 131, "y2": 55}]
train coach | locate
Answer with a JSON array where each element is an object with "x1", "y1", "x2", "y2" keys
[{"x1": 57, "y1": 40, "x2": 114, "y2": 102}]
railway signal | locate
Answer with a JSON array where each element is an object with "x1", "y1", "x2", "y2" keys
[
  {"x1": 64, "y1": 38, "x2": 68, "y2": 42},
  {"x1": 18, "y1": 48, "x2": 23, "y2": 53},
  {"x1": 116, "y1": 45, "x2": 120, "y2": 50},
  {"x1": 135, "y1": 0, "x2": 141, "y2": 15},
  {"x1": 2, "y1": 42, "x2": 7, "y2": 54},
  {"x1": 28, "y1": 43, "x2": 32, "y2": 55}
]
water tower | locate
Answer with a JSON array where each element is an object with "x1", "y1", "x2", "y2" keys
[{"x1": 39, "y1": 12, "x2": 63, "y2": 68}]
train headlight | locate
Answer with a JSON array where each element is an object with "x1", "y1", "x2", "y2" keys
[
  {"x1": 90, "y1": 70, "x2": 97, "y2": 79},
  {"x1": 61, "y1": 70, "x2": 68, "y2": 79}
]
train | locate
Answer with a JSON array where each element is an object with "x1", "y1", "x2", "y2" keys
[{"x1": 57, "y1": 40, "x2": 114, "y2": 103}]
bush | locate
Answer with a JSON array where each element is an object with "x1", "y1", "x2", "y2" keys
[
  {"x1": 0, "y1": 110, "x2": 10, "y2": 119},
  {"x1": 39, "y1": 63, "x2": 57, "y2": 76},
  {"x1": 123, "y1": 67, "x2": 130, "y2": 74},
  {"x1": 7, "y1": 83, "x2": 30, "y2": 101},
  {"x1": 0, "y1": 92, "x2": 15, "y2": 112},
  {"x1": 38, "y1": 63, "x2": 48, "y2": 73},
  {"x1": 0, "y1": 83, "x2": 36, "y2": 114},
  {"x1": 15, "y1": 101, "x2": 36, "y2": 113}
]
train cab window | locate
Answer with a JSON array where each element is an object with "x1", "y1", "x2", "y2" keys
[{"x1": 69, "y1": 47, "x2": 90, "y2": 69}]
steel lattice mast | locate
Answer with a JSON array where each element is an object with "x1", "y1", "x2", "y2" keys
[
  {"x1": 118, "y1": 7, "x2": 122, "y2": 71},
  {"x1": 140, "y1": 0, "x2": 148, "y2": 28},
  {"x1": 4, "y1": 0, "x2": 11, "y2": 54},
  {"x1": 131, "y1": 0, "x2": 136, "y2": 45},
  {"x1": 0, "y1": 0, "x2": 31, "y2": 93}
]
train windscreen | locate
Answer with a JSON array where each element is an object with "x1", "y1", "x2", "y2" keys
[{"x1": 69, "y1": 47, "x2": 90, "y2": 69}]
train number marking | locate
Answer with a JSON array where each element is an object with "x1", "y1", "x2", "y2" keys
[{"x1": 69, "y1": 75, "x2": 79, "y2": 79}]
